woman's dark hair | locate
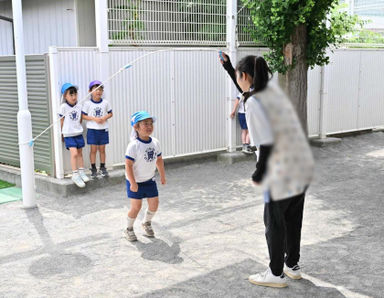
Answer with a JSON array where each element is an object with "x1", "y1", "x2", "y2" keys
[{"x1": 235, "y1": 55, "x2": 272, "y2": 101}]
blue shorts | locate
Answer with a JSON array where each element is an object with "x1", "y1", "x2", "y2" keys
[
  {"x1": 238, "y1": 113, "x2": 248, "y2": 130},
  {"x1": 126, "y1": 179, "x2": 158, "y2": 199},
  {"x1": 87, "y1": 129, "x2": 109, "y2": 145},
  {"x1": 64, "y1": 135, "x2": 85, "y2": 149}
]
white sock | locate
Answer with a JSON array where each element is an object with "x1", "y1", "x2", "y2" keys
[
  {"x1": 127, "y1": 216, "x2": 136, "y2": 230},
  {"x1": 143, "y1": 209, "x2": 156, "y2": 223},
  {"x1": 78, "y1": 168, "x2": 84, "y2": 173},
  {"x1": 72, "y1": 170, "x2": 78, "y2": 175}
]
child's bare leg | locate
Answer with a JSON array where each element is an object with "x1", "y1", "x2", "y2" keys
[
  {"x1": 90, "y1": 145, "x2": 98, "y2": 164},
  {"x1": 245, "y1": 129, "x2": 250, "y2": 144},
  {"x1": 99, "y1": 145, "x2": 106, "y2": 164},
  {"x1": 77, "y1": 148, "x2": 84, "y2": 168},
  {"x1": 69, "y1": 148, "x2": 79, "y2": 171},
  {"x1": 128, "y1": 199, "x2": 142, "y2": 223},
  {"x1": 241, "y1": 129, "x2": 247, "y2": 144},
  {"x1": 144, "y1": 197, "x2": 158, "y2": 222}
]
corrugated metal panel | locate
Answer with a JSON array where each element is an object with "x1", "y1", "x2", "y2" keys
[
  {"x1": 357, "y1": 50, "x2": 384, "y2": 129},
  {"x1": 0, "y1": 55, "x2": 53, "y2": 174},
  {"x1": 325, "y1": 50, "x2": 360, "y2": 134},
  {"x1": 174, "y1": 50, "x2": 227, "y2": 155},
  {"x1": 52, "y1": 47, "x2": 384, "y2": 174}
]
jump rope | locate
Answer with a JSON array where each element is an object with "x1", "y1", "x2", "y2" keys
[{"x1": 19, "y1": 45, "x2": 249, "y2": 147}]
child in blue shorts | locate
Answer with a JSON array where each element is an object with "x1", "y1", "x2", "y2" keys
[
  {"x1": 59, "y1": 83, "x2": 89, "y2": 188},
  {"x1": 124, "y1": 111, "x2": 166, "y2": 242},
  {"x1": 230, "y1": 93, "x2": 253, "y2": 154},
  {"x1": 82, "y1": 80, "x2": 113, "y2": 178}
]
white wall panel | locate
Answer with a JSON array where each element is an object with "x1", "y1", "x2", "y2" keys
[
  {"x1": 51, "y1": 47, "x2": 384, "y2": 174},
  {"x1": 325, "y1": 50, "x2": 360, "y2": 134},
  {"x1": 357, "y1": 50, "x2": 384, "y2": 129}
]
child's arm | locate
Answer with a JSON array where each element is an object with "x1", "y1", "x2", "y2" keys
[
  {"x1": 60, "y1": 117, "x2": 64, "y2": 142},
  {"x1": 125, "y1": 159, "x2": 138, "y2": 191},
  {"x1": 156, "y1": 155, "x2": 166, "y2": 185},
  {"x1": 230, "y1": 98, "x2": 240, "y2": 119}
]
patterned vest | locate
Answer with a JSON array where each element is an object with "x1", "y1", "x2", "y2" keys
[{"x1": 250, "y1": 82, "x2": 314, "y2": 200}]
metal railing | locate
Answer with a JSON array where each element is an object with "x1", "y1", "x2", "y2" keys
[{"x1": 107, "y1": 0, "x2": 257, "y2": 46}]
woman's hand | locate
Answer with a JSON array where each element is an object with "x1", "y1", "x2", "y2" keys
[{"x1": 218, "y1": 51, "x2": 229, "y2": 65}]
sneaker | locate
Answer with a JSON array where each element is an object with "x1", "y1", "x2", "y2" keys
[
  {"x1": 284, "y1": 264, "x2": 302, "y2": 280},
  {"x1": 78, "y1": 169, "x2": 90, "y2": 183},
  {"x1": 249, "y1": 268, "x2": 288, "y2": 288},
  {"x1": 124, "y1": 228, "x2": 137, "y2": 242},
  {"x1": 142, "y1": 221, "x2": 155, "y2": 237},
  {"x1": 90, "y1": 168, "x2": 98, "y2": 179},
  {"x1": 72, "y1": 173, "x2": 86, "y2": 188},
  {"x1": 244, "y1": 145, "x2": 254, "y2": 154},
  {"x1": 242, "y1": 144, "x2": 248, "y2": 154},
  {"x1": 99, "y1": 167, "x2": 109, "y2": 177}
]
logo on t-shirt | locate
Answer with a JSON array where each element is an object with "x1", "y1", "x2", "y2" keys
[
  {"x1": 69, "y1": 110, "x2": 79, "y2": 121},
  {"x1": 144, "y1": 147, "x2": 156, "y2": 162},
  {"x1": 94, "y1": 107, "x2": 103, "y2": 117}
]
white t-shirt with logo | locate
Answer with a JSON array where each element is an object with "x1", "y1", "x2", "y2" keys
[
  {"x1": 59, "y1": 102, "x2": 83, "y2": 137},
  {"x1": 82, "y1": 98, "x2": 112, "y2": 130},
  {"x1": 237, "y1": 93, "x2": 245, "y2": 114},
  {"x1": 125, "y1": 137, "x2": 162, "y2": 183}
]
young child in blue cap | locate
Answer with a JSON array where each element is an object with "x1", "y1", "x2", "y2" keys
[
  {"x1": 59, "y1": 83, "x2": 89, "y2": 188},
  {"x1": 81, "y1": 80, "x2": 113, "y2": 178},
  {"x1": 124, "y1": 111, "x2": 166, "y2": 241}
]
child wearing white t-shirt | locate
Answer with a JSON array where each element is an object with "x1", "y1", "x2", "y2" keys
[
  {"x1": 59, "y1": 83, "x2": 89, "y2": 188},
  {"x1": 124, "y1": 111, "x2": 166, "y2": 242},
  {"x1": 82, "y1": 80, "x2": 113, "y2": 178}
]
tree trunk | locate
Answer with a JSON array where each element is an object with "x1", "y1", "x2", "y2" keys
[{"x1": 279, "y1": 24, "x2": 309, "y2": 134}]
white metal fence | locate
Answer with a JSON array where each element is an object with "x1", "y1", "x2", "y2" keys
[
  {"x1": 107, "y1": 0, "x2": 256, "y2": 46},
  {"x1": 48, "y1": 47, "x2": 384, "y2": 175}
]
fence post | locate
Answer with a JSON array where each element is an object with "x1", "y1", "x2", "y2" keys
[
  {"x1": 13, "y1": 0, "x2": 36, "y2": 208},
  {"x1": 95, "y1": 0, "x2": 112, "y2": 167},
  {"x1": 319, "y1": 55, "x2": 329, "y2": 139},
  {"x1": 226, "y1": 0, "x2": 238, "y2": 152},
  {"x1": 48, "y1": 46, "x2": 64, "y2": 179}
]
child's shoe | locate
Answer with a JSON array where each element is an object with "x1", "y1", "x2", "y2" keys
[
  {"x1": 142, "y1": 222, "x2": 155, "y2": 237},
  {"x1": 284, "y1": 264, "x2": 302, "y2": 280},
  {"x1": 90, "y1": 168, "x2": 98, "y2": 179},
  {"x1": 248, "y1": 268, "x2": 287, "y2": 288},
  {"x1": 245, "y1": 145, "x2": 254, "y2": 154},
  {"x1": 78, "y1": 169, "x2": 90, "y2": 182},
  {"x1": 124, "y1": 228, "x2": 137, "y2": 242},
  {"x1": 72, "y1": 172, "x2": 86, "y2": 188},
  {"x1": 242, "y1": 144, "x2": 248, "y2": 154},
  {"x1": 99, "y1": 166, "x2": 109, "y2": 177}
]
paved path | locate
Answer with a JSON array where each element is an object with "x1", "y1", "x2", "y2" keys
[{"x1": 1, "y1": 132, "x2": 383, "y2": 297}]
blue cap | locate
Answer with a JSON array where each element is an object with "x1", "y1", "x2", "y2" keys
[
  {"x1": 131, "y1": 111, "x2": 156, "y2": 126},
  {"x1": 61, "y1": 83, "x2": 76, "y2": 95},
  {"x1": 89, "y1": 80, "x2": 103, "y2": 90}
]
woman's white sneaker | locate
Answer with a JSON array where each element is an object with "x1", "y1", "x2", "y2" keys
[
  {"x1": 249, "y1": 268, "x2": 288, "y2": 288},
  {"x1": 284, "y1": 264, "x2": 302, "y2": 280}
]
